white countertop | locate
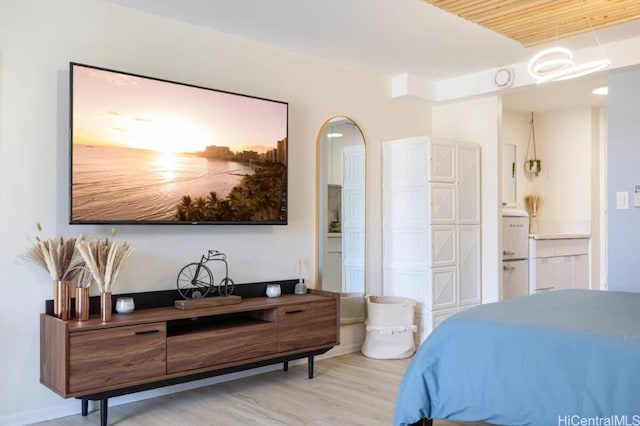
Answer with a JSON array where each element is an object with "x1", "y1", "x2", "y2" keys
[{"x1": 529, "y1": 233, "x2": 590, "y2": 240}]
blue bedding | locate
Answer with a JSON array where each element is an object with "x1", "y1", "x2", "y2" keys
[{"x1": 394, "y1": 290, "x2": 640, "y2": 426}]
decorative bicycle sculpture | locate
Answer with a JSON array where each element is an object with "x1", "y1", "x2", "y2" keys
[{"x1": 176, "y1": 250, "x2": 235, "y2": 299}]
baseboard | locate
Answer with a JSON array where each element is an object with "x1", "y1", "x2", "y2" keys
[
  {"x1": 1, "y1": 399, "x2": 79, "y2": 426},
  {"x1": 319, "y1": 342, "x2": 363, "y2": 358},
  {"x1": 7, "y1": 364, "x2": 282, "y2": 426}
]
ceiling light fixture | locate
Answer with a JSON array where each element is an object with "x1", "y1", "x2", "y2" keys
[
  {"x1": 327, "y1": 132, "x2": 343, "y2": 138},
  {"x1": 527, "y1": 47, "x2": 574, "y2": 83},
  {"x1": 528, "y1": 48, "x2": 610, "y2": 85},
  {"x1": 527, "y1": 2, "x2": 610, "y2": 84}
]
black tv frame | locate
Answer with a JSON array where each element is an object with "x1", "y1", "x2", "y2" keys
[{"x1": 69, "y1": 62, "x2": 288, "y2": 225}]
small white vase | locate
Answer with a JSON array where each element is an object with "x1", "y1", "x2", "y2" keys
[
  {"x1": 115, "y1": 297, "x2": 135, "y2": 314},
  {"x1": 266, "y1": 284, "x2": 281, "y2": 298}
]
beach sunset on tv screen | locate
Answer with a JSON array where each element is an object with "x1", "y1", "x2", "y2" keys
[{"x1": 70, "y1": 63, "x2": 288, "y2": 225}]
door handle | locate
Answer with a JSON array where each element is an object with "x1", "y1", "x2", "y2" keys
[{"x1": 134, "y1": 329, "x2": 160, "y2": 335}]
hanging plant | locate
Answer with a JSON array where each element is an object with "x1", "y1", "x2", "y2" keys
[
  {"x1": 525, "y1": 159, "x2": 541, "y2": 175},
  {"x1": 525, "y1": 112, "x2": 542, "y2": 177}
]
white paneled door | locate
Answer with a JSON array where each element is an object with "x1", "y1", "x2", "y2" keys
[
  {"x1": 429, "y1": 140, "x2": 456, "y2": 182},
  {"x1": 342, "y1": 144, "x2": 365, "y2": 294},
  {"x1": 458, "y1": 225, "x2": 482, "y2": 306},
  {"x1": 383, "y1": 136, "x2": 481, "y2": 342},
  {"x1": 457, "y1": 143, "x2": 481, "y2": 224}
]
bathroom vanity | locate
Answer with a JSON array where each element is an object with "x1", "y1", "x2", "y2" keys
[{"x1": 528, "y1": 234, "x2": 590, "y2": 293}]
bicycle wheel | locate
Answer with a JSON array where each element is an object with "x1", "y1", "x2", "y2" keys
[
  {"x1": 176, "y1": 263, "x2": 213, "y2": 299},
  {"x1": 217, "y1": 277, "x2": 235, "y2": 296}
]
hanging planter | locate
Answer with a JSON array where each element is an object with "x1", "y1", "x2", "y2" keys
[
  {"x1": 525, "y1": 112, "x2": 542, "y2": 177},
  {"x1": 525, "y1": 159, "x2": 541, "y2": 175}
]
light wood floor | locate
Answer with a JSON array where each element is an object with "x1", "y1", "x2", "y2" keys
[{"x1": 33, "y1": 353, "x2": 486, "y2": 426}]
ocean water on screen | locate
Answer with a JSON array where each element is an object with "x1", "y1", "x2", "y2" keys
[{"x1": 71, "y1": 144, "x2": 252, "y2": 221}]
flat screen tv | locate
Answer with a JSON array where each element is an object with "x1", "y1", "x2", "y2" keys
[{"x1": 69, "y1": 62, "x2": 288, "y2": 225}]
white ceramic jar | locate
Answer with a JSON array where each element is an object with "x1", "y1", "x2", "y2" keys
[
  {"x1": 266, "y1": 284, "x2": 281, "y2": 298},
  {"x1": 115, "y1": 297, "x2": 135, "y2": 314}
]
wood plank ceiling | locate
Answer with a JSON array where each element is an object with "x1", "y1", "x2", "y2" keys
[{"x1": 424, "y1": 0, "x2": 640, "y2": 47}]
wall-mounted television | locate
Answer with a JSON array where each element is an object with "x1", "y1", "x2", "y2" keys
[{"x1": 69, "y1": 62, "x2": 288, "y2": 225}]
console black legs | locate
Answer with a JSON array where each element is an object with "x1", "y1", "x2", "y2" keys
[
  {"x1": 100, "y1": 399, "x2": 108, "y2": 426},
  {"x1": 282, "y1": 356, "x2": 314, "y2": 378},
  {"x1": 75, "y1": 350, "x2": 327, "y2": 425},
  {"x1": 79, "y1": 398, "x2": 108, "y2": 426}
]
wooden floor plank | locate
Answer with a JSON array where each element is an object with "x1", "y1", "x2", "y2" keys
[{"x1": 32, "y1": 353, "x2": 487, "y2": 425}]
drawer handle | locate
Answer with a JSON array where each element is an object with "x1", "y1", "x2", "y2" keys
[
  {"x1": 135, "y1": 329, "x2": 160, "y2": 335},
  {"x1": 537, "y1": 286, "x2": 554, "y2": 292},
  {"x1": 284, "y1": 309, "x2": 303, "y2": 315}
]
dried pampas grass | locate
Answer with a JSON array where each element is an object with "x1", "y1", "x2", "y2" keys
[
  {"x1": 78, "y1": 239, "x2": 133, "y2": 293},
  {"x1": 525, "y1": 194, "x2": 541, "y2": 215},
  {"x1": 23, "y1": 235, "x2": 86, "y2": 281},
  {"x1": 75, "y1": 265, "x2": 94, "y2": 289}
]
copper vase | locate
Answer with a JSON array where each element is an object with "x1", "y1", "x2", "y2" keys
[
  {"x1": 75, "y1": 287, "x2": 90, "y2": 321},
  {"x1": 100, "y1": 292, "x2": 112, "y2": 322},
  {"x1": 53, "y1": 280, "x2": 72, "y2": 320}
]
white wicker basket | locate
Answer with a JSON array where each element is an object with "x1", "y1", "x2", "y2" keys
[{"x1": 361, "y1": 296, "x2": 417, "y2": 359}]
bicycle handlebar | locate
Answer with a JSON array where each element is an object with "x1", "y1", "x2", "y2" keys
[{"x1": 200, "y1": 250, "x2": 227, "y2": 263}]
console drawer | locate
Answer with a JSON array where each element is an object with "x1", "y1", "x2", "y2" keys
[
  {"x1": 166, "y1": 320, "x2": 277, "y2": 374},
  {"x1": 69, "y1": 323, "x2": 166, "y2": 393},
  {"x1": 278, "y1": 301, "x2": 337, "y2": 352}
]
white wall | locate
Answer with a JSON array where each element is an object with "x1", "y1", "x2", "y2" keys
[
  {"x1": 530, "y1": 108, "x2": 594, "y2": 235},
  {"x1": 432, "y1": 96, "x2": 501, "y2": 303},
  {"x1": 0, "y1": 1, "x2": 432, "y2": 423},
  {"x1": 607, "y1": 67, "x2": 640, "y2": 293}
]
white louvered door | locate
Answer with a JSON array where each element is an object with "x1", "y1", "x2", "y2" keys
[
  {"x1": 342, "y1": 144, "x2": 365, "y2": 294},
  {"x1": 383, "y1": 136, "x2": 481, "y2": 342}
]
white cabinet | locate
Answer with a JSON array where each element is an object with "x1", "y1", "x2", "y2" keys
[
  {"x1": 382, "y1": 136, "x2": 481, "y2": 342},
  {"x1": 572, "y1": 255, "x2": 590, "y2": 289},
  {"x1": 529, "y1": 237, "x2": 590, "y2": 293}
]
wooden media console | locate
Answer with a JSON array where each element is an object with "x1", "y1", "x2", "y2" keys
[{"x1": 40, "y1": 282, "x2": 339, "y2": 426}]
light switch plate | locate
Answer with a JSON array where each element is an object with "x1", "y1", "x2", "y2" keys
[
  {"x1": 634, "y1": 185, "x2": 640, "y2": 207},
  {"x1": 617, "y1": 191, "x2": 629, "y2": 209}
]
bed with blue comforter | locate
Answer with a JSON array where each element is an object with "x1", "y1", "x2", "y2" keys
[{"x1": 394, "y1": 289, "x2": 640, "y2": 426}]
